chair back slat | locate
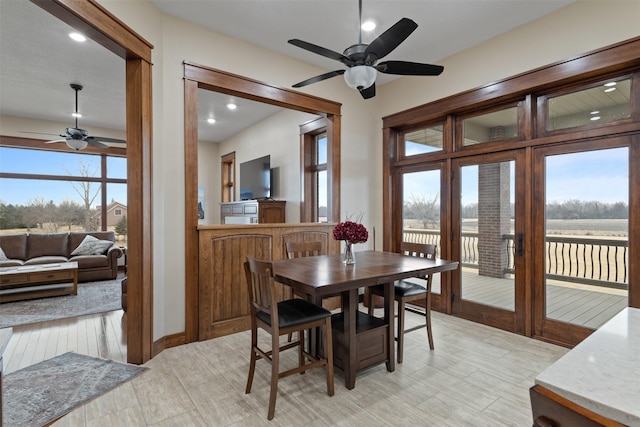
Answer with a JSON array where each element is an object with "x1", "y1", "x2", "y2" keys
[
  {"x1": 400, "y1": 242, "x2": 437, "y2": 282},
  {"x1": 244, "y1": 257, "x2": 278, "y2": 318},
  {"x1": 285, "y1": 241, "x2": 323, "y2": 259},
  {"x1": 401, "y1": 242, "x2": 436, "y2": 260}
]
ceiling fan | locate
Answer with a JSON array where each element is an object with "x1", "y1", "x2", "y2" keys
[
  {"x1": 22, "y1": 83, "x2": 126, "y2": 151},
  {"x1": 288, "y1": 0, "x2": 444, "y2": 99}
]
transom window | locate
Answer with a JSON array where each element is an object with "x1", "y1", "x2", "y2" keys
[{"x1": 546, "y1": 77, "x2": 631, "y2": 132}]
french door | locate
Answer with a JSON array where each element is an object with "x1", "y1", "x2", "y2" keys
[
  {"x1": 451, "y1": 150, "x2": 528, "y2": 334},
  {"x1": 532, "y1": 139, "x2": 630, "y2": 345}
]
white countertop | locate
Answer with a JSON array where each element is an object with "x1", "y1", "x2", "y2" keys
[{"x1": 536, "y1": 307, "x2": 640, "y2": 426}]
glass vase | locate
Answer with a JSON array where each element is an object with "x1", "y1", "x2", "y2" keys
[{"x1": 343, "y1": 241, "x2": 355, "y2": 265}]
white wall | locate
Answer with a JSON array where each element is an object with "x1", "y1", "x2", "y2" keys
[
  {"x1": 197, "y1": 140, "x2": 220, "y2": 224},
  {"x1": 96, "y1": 0, "x2": 639, "y2": 339}
]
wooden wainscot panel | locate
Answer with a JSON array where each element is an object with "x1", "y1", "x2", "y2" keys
[{"x1": 198, "y1": 223, "x2": 339, "y2": 340}]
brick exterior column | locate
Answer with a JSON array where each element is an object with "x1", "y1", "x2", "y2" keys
[{"x1": 477, "y1": 162, "x2": 510, "y2": 278}]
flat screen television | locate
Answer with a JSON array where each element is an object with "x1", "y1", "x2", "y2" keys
[{"x1": 239, "y1": 155, "x2": 271, "y2": 200}]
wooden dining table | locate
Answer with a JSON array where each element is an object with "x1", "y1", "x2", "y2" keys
[{"x1": 273, "y1": 250, "x2": 459, "y2": 389}]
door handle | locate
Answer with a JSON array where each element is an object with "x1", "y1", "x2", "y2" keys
[{"x1": 517, "y1": 233, "x2": 523, "y2": 257}]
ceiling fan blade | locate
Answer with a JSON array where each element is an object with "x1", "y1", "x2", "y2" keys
[
  {"x1": 288, "y1": 39, "x2": 353, "y2": 66},
  {"x1": 359, "y1": 83, "x2": 376, "y2": 99},
  {"x1": 86, "y1": 139, "x2": 110, "y2": 149},
  {"x1": 292, "y1": 70, "x2": 346, "y2": 88},
  {"x1": 86, "y1": 136, "x2": 126, "y2": 144},
  {"x1": 376, "y1": 60, "x2": 444, "y2": 76},
  {"x1": 19, "y1": 131, "x2": 61, "y2": 137},
  {"x1": 365, "y1": 18, "x2": 418, "y2": 61},
  {"x1": 45, "y1": 138, "x2": 67, "y2": 144}
]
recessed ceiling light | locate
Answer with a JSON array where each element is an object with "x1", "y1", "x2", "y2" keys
[
  {"x1": 590, "y1": 110, "x2": 600, "y2": 114},
  {"x1": 226, "y1": 103, "x2": 237, "y2": 110},
  {"x1": 604, "y1": 82, "x2": 617, "y2": 87},
  {"x1": 361, "y1": 20, "x2": 376, "y2": 32},
  {"x1": 69, "y1": 32, "x2": 86, "y2": 42},
  {"x1": 207, "y1": 118, "x2": 216, "y2": 124},
  {"x1": 590, "y1": 116, "x2": 601, "y2": 121},
  {"x1": 604, "y1": 87, "x2": 616, "y2": 93},
  {"x1": 72, "y1": 112, "x2": 82, "y2": 118}
]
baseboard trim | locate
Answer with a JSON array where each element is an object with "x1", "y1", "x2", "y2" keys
[{"x1": 152, "y1": 332, "x2": 186, "y2": 357}]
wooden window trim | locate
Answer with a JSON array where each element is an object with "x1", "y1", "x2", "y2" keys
[
  {"x1": 220, "y1": 151, "x2": 235, "y2": 203},
  {"x1": 183, "y1": 63, "x2": 341, "y2": 343}
]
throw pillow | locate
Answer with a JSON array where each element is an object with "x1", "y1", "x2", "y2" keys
[
  {"x1": 71, "y1": 235, "x2": 114, "y2": 256},
  {"x1": 0, "y1": 246, "x2": 7, "y2": 261}
]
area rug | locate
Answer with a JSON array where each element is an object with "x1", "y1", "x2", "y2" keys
[
  {"x1": 0, "y1": 278, "x2": 121, "y2": 329},
  {"x1": 4, "y1": 352, "x2": 147, "y2": 427}
]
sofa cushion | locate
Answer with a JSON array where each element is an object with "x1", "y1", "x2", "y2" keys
[
  {"x1": 0, "y1": 259, "x2": 24, "y2": 267},
  {"x1": 24, "y1": 256, "x2": 69, "y2": 265},
  {"x1": 68, "y1": 232, "x2": 115, "y2": 254},
  {"x1": 0, "y1": 234, "x2": 27, "y2": 260},
  {"x1": 69, "y1": 255, "x2": 109, "y2": 268},
  {"x1": 27, "y1": 233, "x2": 69, "y2": 259},
  {"x1": 71, "y1": 235, "x2": 114, "y2": 256}
]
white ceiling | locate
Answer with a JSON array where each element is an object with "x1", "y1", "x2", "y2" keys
[{"x1": 0, "y1": 0, "x2": 577, "y2": 144}]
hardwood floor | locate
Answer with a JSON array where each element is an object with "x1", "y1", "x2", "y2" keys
[
  {"x1": 4, "y1": 310, "x2": 126, "y2": 374},
  {"x1": 5, "y1": 307, "x2": 567, "y2": 426}
]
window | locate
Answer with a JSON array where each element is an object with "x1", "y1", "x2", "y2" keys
[
  {"x1": 402, "y1": 124, "x2": 444, "y2": 157},
  {"x1": 220, "y1": 152, "x2": 235, "y2": 203},
  {"x1": 546, "y1": 77, "x2": 631, "y2": 132},
  {"x1": 0, "y1": 146, "x2": 126, "y2": 234},
  {"x1": 314, "y1": 133, "x2": 328, "y2": 222},
  {"x1": 301, "y1": 118, "x2": 329, "y2": 222},
  {"x1": 462, "y1": 105, "x2": 519, "y2": 146}
]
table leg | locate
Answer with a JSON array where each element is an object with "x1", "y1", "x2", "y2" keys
[
  {"x1": 72, "y1": 268, "x2": 78, "y2": 295},
  {"x1": 308, "y1": 294, "x2": 322, "y2": 356},
  {"x1": 384, "y1": 281, "x2": 395, "y2": 372},
  {"x1": 344, "y1": 288, "x2": 358, "y2": 389}
]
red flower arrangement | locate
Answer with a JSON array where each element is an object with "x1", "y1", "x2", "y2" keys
[{"x1": 333, "y1": 220, "x2": 368, "y2": 244}]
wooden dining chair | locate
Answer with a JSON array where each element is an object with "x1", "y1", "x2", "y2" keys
[
  {"x1": 367, "y1": 242, "x2": 437, "y2": 363},
  {"x1": 284, "y1": 241, "x2": 323, "y2": 341},
  {"x1": 244, "y1": 256, "x2": 334, "y2": 420}
]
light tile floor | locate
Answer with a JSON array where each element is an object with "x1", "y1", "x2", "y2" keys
[{"x1": 40, "y1": 307, "x2": 568, "y2": 426}]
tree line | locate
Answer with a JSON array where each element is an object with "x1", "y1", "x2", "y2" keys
[
  {"x1": 404, "y1": 195, "x2": 628, "y2": 226},
  {"x1": 0, "y1": 199, "x2": 100, "y2": 232}
]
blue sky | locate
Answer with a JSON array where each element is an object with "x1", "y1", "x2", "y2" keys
[
  {"x1": 0, "y1": 147, "x2": 127, "y2": 207},
  {"x1": 402, "y1": 147, "x2": 628, "y2": 205}
]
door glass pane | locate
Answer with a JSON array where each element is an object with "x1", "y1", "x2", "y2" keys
[
  {"x1": 544, "y1": 148, "x2": 628, "y2": 328},
  {"x1": 460, "y1": 161, "x2": 515, "y2": 311},
  {"x1": 402, "y1": 170, "x2": 441, "y2": 295}
]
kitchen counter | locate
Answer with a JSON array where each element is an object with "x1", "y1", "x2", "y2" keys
[{"x1": 535, "y1": 307, "x2": 640, "y2": 426}]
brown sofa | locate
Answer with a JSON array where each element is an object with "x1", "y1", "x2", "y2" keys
[{"x1": 0, "y1": 231, "x2": 123, "y2": 282}]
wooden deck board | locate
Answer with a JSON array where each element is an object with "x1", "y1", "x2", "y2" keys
[{"x1": 456, "y1": 268, "x2": 627, "y2": 329}]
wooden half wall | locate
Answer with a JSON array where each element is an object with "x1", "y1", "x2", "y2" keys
[{"x1": 198, "y1": 223, "x2": 340, "y2": 341}]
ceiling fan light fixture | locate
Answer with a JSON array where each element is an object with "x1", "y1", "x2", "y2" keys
[
  {"x1": 66, "y1": 138, "x2": 88, "y2": 151},
  {"x1": 361, "y1": 20, "x2": 376, "y2": 31},
  {"x1": 344, "y1": 65, "x2": 376, "y2": 90}
]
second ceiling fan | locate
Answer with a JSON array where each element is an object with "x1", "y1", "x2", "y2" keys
[
  {"x1": 22, "y1": 83, "x2": 127, "y2": 151},
  {"x1": 288, "y1": 0, "x2": 444, "y2": 99}
]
